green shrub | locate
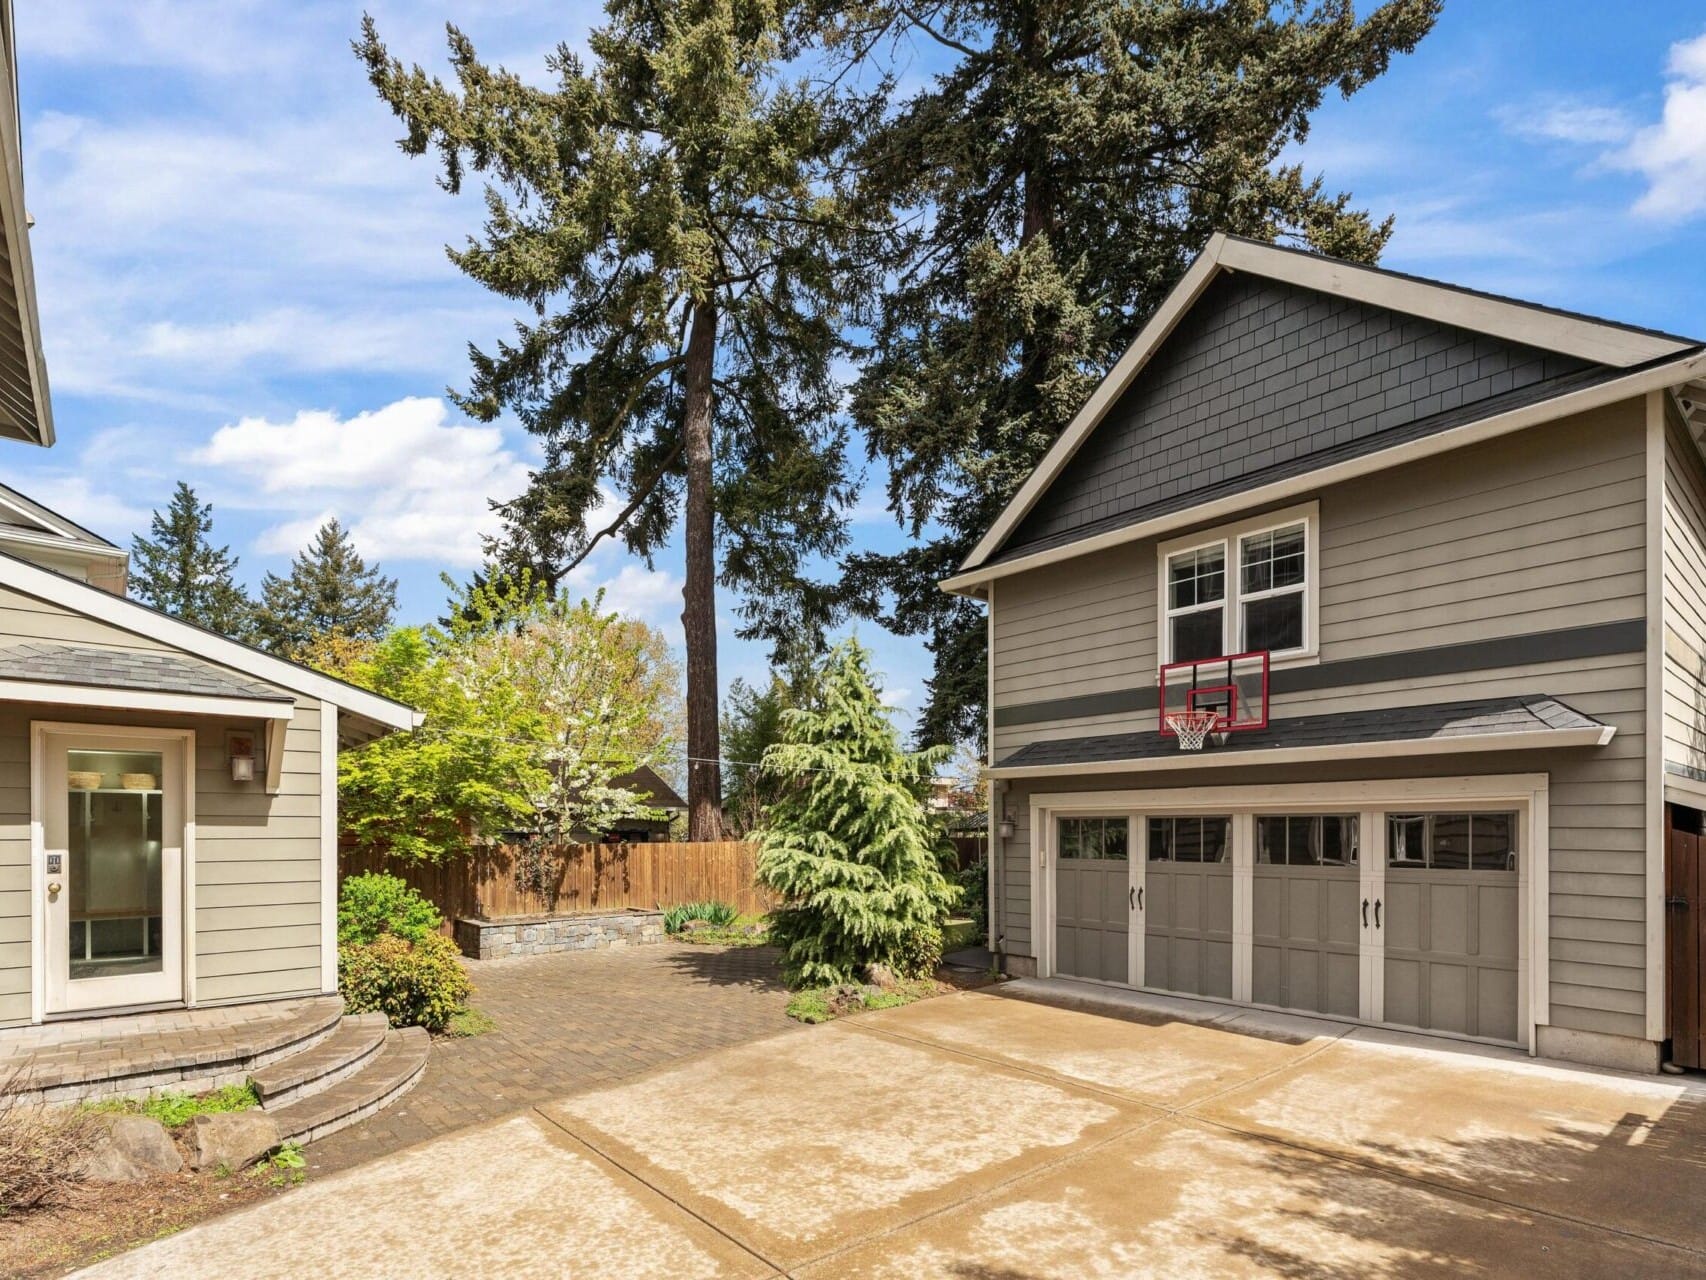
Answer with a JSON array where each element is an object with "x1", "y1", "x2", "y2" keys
[
  {"x1": 953, "y1": 857, "x2": 988, "y2": 944},
  {"x1": 661, "y1": 900, "x2": 739, "y2": 933},
  {"x1": 890, "y1": 923, "x2": 943, "y2": 980},
  {"x1": 338, "y1": 932, "x2": 470, "y2": 1031},
  {"x1": 338, "y1": 872, "x2": 442, "y2": 946},
  {"x1": 83, "y1": 1082, "x2": 259, "y2": 1129}
]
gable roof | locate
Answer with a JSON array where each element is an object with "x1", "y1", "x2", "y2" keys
[
  {"x1": 0, "y1": 548, "x2": 420, "y2": 740},
  {"x1": 0, "y1": 481, "x2": 124, "y2": 557},
  {"x1": 947, "y1": 233, "x2": 1706, "y2": 591}
]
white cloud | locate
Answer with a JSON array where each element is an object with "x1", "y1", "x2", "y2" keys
[
  {"x1": 879, "y1": 686, "x2": 913, "y2": 709},
  {"x1": 1615, "y1": 31, "x2": 1706, "y2": 220},
  {"x1": 197, "y1": 397, "x2": 530, "y2": 566},
  {"x1": 1497, "y1": 98, "x2": 1635, "y2": 146}
]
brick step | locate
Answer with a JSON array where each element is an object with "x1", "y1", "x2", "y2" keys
[
  {"x1": 269, "y1": 1027, "x2": 430, "y2": 1146},
  {"x1": 250, "y1": 1012, "x2": 389, "y2": 1109}
]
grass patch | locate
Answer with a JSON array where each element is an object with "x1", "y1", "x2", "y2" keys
[
  {"x1": 444, "y1": 1006, "x2": 497, "y2": 1038},
  {"x1": 785, "y1": 978, "x2": 940, "y2": 1024},
  {"x1": 942, "y1": 916, "x2": 979, "y2": 951},
  {"x1": 673, "y1": 912, "x2": 770, "y2": 948},
  {"x1": 84, "y1": 1082, "x2": 258, "y2": 1130}
]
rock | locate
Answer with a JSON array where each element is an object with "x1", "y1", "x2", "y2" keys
[
  {"x1": 862, "y1": 963, "x2": 899, "y2": 991},
  {"x1": 678, "y1": 919, "x2": 714, "y2": 933},
  {"x1": 190, "y1": 1111, "x2": 281, "y2": 1173},
  {"x1": 82, "y1": 1113, "x2": 182, "y2": 1182}
]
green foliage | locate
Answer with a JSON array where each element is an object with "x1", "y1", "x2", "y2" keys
[
  {"x1": 129, "y1": 482, "x2": 255, "y2": 639},
  {"x1": 954, "y1": 857, "x2": 988, "y2": 945},
  {"x1": 257, "y1": 1141, "x2": 307, "y2": 1188},
  {"x1": 721, "y1": 665, "x2": 818, "y2": 834},
  {"x1": 338, "y1": 933, "x2": 471, "y2": 1032},
  {"x1": 836, "y1": 0, "x2": 1440, "y2": 745},
  {"x1": 255, "y1": 518, "x2": 397, "y2": 659},
  {"x1": 85, "y1": 1083, "x2": 259, "y2": 1130},
  {"x1": 445, "y1": 1006, "x2": 497, "y2": 1038},
  {"x1": 337, "y1": 873, "x2": 443, "y2": 945},
  {"x1": 755, "y1": 639, "x2": 960, "y2": 986},
  {"x1": 784, "y1": 988, "x2": 834, "y2": 1024},
  {"x1": 890, "y1": 923, "x2": 943, "y2": 981},
  {"x1": 662, "y1": 900, "x2": 739, "y2": 933},
  {"x1": 785, "y1": 978, "x2": 938, "y2": 1024}
]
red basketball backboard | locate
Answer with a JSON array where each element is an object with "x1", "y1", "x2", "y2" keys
[{"x1": 1159, "y1": 650, "x2": 1269, "y2": 736}]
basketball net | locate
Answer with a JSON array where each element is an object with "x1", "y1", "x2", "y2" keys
[{"x1": 1165, "y1": 709, "x2": 1222, "y2": 751}]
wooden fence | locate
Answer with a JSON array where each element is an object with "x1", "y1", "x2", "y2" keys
[{"x1": 339, "y1": 840, "x2": 774, "y2": 924}]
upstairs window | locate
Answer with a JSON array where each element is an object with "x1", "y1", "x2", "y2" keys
[{"x1": 1158, "y1": 503, "x2": 1318, "y2": 666}]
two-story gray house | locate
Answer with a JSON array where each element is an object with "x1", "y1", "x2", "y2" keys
[{"x1": 944, "y1": 233, "x2": 1706, "y2": 1074}]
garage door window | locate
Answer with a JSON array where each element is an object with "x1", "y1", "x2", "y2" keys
[
  {"x1": 1059, "y1": 817, "x2": 1128, "y2": 860},
  {"x1": 1256, "y1": 814, "x2": 1359, "y2": 866},
  {"x1": 1148, "y1": 816, "x2": 1231, "y2": 863},
  {"x1": 1388, "y1": 812, "x2": 1516, "y2": 871}
]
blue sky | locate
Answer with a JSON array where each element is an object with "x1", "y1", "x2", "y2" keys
[{"x1": 4, "y1": 2, "x2": 1705, "y2": 732}]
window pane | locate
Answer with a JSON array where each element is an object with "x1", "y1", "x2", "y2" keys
[
  {"x1": 1241, "y1": 525, "x2": 1306, "y2": 594},
  {"x1": 1287, "y1": 815, "x2": 1319, "y2": 866},
  {"x1": 1471, "y1": 813, "x2": 1516, "y2": 871},
  {"x1": 1169, "y1": 547, "x2": 1225, "y2": 610},
  {"x1": 1172, "y1": 609, "x2": 1225, "y2": 662},
  {"x1": 1431, "y1": 814, "x2": 1471, "y2": 870},
  {"x1": 1256, "y1": 816, "x2": 1286, "y2": 865},
  {"x1": 1270, "y1": 526, "x2": 1307, "y2": 588},
  {"x1": 1059, "y1": 819, "x2": 1082, "y2": 860},
  {"x1": 1201, "y1": 817, "x2": 1230, "y2": 863},
  {"x1": 1148, "y1": 818, "x2": 1171, "y2": 862},
  {"x1": 1174, "y1": 818, "x2": 1203, "y2": 863},
  {"x1": 1243, "y1": 592, "x2": 1303, "y2": 653},
  {"x1": 1321, "y1": 816, "x2": 1359, "y2": 866},
  {"x1": 1102, "y1": 819, "x2": 1129, "y2": 861},
  {"x1": 1389, "y1": 816, "x2": 1427, "y2": 867}
]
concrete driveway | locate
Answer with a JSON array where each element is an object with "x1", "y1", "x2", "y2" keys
[{"x1": 78, "y1": 981, "x2": 1706, "y2": 1278}]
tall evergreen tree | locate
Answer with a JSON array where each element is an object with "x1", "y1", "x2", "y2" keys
[
  {"x1": 130, "y1": 481, "x2": 254, "y2": 638},
  {"x1": 255, "y1": 519, "x2": 398, "y2": 659},
  {"x1": 754, "y1": 639, "x2": 959, "y2": 986},
  {"x1": 837, "y1": 0, "x2": 1440, "y2": 746},
  {"x1": 356, "y1": 5, "x2": 879, "y2": 838}
]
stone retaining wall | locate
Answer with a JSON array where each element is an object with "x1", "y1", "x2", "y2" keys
[{"x1": 453, "y1": 909, "x2": 666, "y2": 960}]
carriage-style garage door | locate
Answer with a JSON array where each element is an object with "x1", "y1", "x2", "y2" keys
[
  {"x1": 1144, "y1": 816, "x2": 1234, "y2": 1000},
  {"x1": 1053, "y1": 817, "x2": 1130, "y2": 984},
  {"x1": 1251, "y1": 815, "x2": 1361, "y2": 1019}
]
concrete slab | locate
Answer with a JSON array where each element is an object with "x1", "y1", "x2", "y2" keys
[
  {"x1": 854, "y1": 988, "x2": 1327, "y2": 1109},
  {"x1": 1194, "y1": 1034, "x2": 1706, "y2": 1251},
  {"x1": 797, "y1": 1119, "x2": 1697, "y2": 1279},
  {"x1": 73, "y1": 1113, "x2": 777, "y2": 1280},
  {"x1": 541, "y1": 1020, "x2": 1153, "y2": 1269}
]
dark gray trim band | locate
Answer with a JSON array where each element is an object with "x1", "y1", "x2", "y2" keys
[
  {"x1": 1667, "y1": 761, "x2": 1706, "y2": 786},
  {"x1": 993, "y1": 619, "x2": 1645, "y2": 729}
]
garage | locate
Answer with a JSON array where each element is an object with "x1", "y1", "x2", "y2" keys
[
  {"x1": 1143, "y1": 816, "x2": 1234, "y2": 1000},
  {"x1": 1052, "y1": 816, "x2": 1131, "y2": 984},
  {"x1": 1250, "y1": 814, "x2": 1361, "y2": 1019}
]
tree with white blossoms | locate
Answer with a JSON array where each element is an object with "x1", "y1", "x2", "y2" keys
[
  {"x1": 755, "y1": 639, "x2": 959, "y2": 986},
  {"x1": 454, "y1": 573, "x2": 683, "y2": 840}
]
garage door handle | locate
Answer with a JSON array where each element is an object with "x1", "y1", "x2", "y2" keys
[
  {"x1": 1132, "y1": 886, "x2": 1142, "y2": 911},
  {"x1": 1362, "y1": 898, "x2": 1369, "y2": 928},
  {"x1": 1374, "y1": 898, "x2": 1382, "y2": 929}
]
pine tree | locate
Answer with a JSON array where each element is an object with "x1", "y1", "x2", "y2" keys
[
  {"x1": 130, "y1": 482, "x2": 254, "y2": 638},
  {"x1": 755, "y1": 640, "x2": 959, "y2": 986},
  {"x1": 255, "y1": 519, "x2": 398, "y2": 659},
  {"x1": 356, "y1": 5, "x2": 880, "y2": 838},
  {"x1": 836, "y1": 0, "x2": 1440, "y2": 747}
]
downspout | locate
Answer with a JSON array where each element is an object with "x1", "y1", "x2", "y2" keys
[{"x1": 987, "y1": 583, "x2": 1003, "y2": 971}]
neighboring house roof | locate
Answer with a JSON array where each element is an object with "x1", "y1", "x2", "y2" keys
[
  {"x1": 613, "y1": 764, "x2": 686, "y2": 811},
  {"x1": 0, "y1": 482, "x2": 117, "y2": 550},
  {"x1": 946, "y1": 233, "x2": 1706, "y2": 592},
  {"x1": 989, "y1": 695, "x2": 1612, "y2": 778},
  {"x1": 0, "y1": 2, "x2": 52, "y2": 447},
  {"x1": 0, "y1": 548, "x2": 420, "y2": 743},
  {"x1": 0, "y1": 481, "x2": 129, "y2": 594}
]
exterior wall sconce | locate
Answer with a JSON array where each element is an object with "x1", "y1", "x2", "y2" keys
[
  {"x1": 227, "y1": 730, "x2": 257, "y2": 783},
  {"x1": 998, "y1": 814, "x2": 1016, "y2": 840}
]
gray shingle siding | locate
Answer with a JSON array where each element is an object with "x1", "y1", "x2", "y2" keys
[{"x1": 996, "y1": 273, "x2": 1610, "y2": 562}]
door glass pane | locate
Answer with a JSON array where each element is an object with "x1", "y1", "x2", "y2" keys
[
  {"x1": 1320, "y1": 815, "x2": 1359, "y2": 866},
  {"x1": 1256, "y1": 816, "x2": 1286, "y2": 864},
  {"x1": 66, "y1": 750, "x2": 163, "y2": 981},
  {"x1": 1430, "y1": 814, "x2": 1471, "y2": 870},
  {"x1": 1101, "y1": 819, "x2": 1129, "y2": 861},
  {"x1": 1058, "y1": 819, "x2": 1083, "y2": 860},
  {"x1": 1147, "y1": 818, "x2": 1172, "y2": 862},
  {"x1": 1471, "y1": 813, "x2": 1517, "y2": 871},
  {"x1": 1199, "y1": 817, "x2": 1231, "y2": 864},
  {"x1": 1388, "y1": 815, "x2": 1427, "y2": 867}
]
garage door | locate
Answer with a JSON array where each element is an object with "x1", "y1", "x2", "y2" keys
[
  {"x1": 1383, "y1": 812, "x2": 1520, "y2": 1042},
  {"x1": 1145, "y1": 816, "x2": 1233, "y2": 999},
  {"x1": 1251, "y1": 815, "x2": 1361, "y2": 1018},
  {"x1": 1054, "y1": 817, "x2": 1130, "y2": 984}
]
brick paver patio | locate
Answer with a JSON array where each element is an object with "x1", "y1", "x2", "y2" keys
[{"x1": 306, "y1": 942, "x2": 797, "y2": 1174}]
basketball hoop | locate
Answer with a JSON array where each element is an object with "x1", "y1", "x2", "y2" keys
[{"x1": 1164, "y1": 708, "x2": 1223, "y2": 751}]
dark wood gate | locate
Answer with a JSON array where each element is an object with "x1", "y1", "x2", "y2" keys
[{"x1": 1667, "y1": 804, "x2": 1706, "y2": 1070}]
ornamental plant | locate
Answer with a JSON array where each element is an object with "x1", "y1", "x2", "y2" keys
[
  {"x1": 338, "y1": 933, "x2": 471, "y2": 1032},
  {"x1": 754, "y1": 639, "x2": 959, "y2": 986}
]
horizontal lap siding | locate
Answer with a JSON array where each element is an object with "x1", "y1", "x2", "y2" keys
[
  {"x1": 1663, "y1": 417, "x2": 1706, "y2": 778},
  {"x1": 0, "y1": 583, "x2": 329, "y2": 1024},
  {"x1": 989, "y1": 401, "x2": 1652, "y2": 1042}
]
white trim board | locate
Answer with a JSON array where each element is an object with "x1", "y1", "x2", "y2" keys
[
  {"x1": 987, "y1": 725, "x2": 1614, "y2": 780},
  {"x1": 1644, "y1": 390, "x2": 1667, "y2": 1043},
  {"x1": 946, "y1": 346, "x2": 1706, "y2": 593},
  {"x1": 0, "y1": 679, "x2": 294, "y2": 722},
  {"x1": 0, "y1": 550, "x2": 419, "y2": 732}
]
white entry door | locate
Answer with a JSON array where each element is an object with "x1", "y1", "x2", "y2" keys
[{"x1": 41, "y1": 729, "x2": 189, "y2": 1014}]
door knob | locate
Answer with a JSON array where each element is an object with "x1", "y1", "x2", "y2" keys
[{"x1": 47, "y1": 881, "x2": 61, "y2": 899}]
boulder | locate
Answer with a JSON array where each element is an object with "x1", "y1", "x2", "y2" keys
[
  {"x1": 82, "y1": 1113, "x2": 182, "y2": 1182},
  {"x1": 190, "y1": 1111, "x2": 281, "y2": 1173},
  {"x1": 862, "y1": 963, "x2": 899, "y2": 991}
]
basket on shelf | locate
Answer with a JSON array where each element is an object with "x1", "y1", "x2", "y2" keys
[
  {"x1": 120, "y1": 773, "x2": 158, "y2": 791},
  {"x1": 68, "y1": 770, "x2": 104, "y2": 791}
]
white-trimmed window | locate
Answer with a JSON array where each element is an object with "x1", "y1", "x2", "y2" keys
[{"x1": 1158, "y1": 502, "x2": 1318, "y2": 666}]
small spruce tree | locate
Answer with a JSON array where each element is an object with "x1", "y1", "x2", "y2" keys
[
  {"x1": 255, "y1": 519, "x2": 398, "y2": 659},
  {"x1": 755, "y1": 640, "x2": 959, "y2": 986},
  {"x1": 130, "y1": 482, "x2": 254, "y2": 638}
]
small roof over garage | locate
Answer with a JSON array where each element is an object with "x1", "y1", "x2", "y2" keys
[{"x1": 989, "y1": 695, "x2": 1613, "y2": 778}]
